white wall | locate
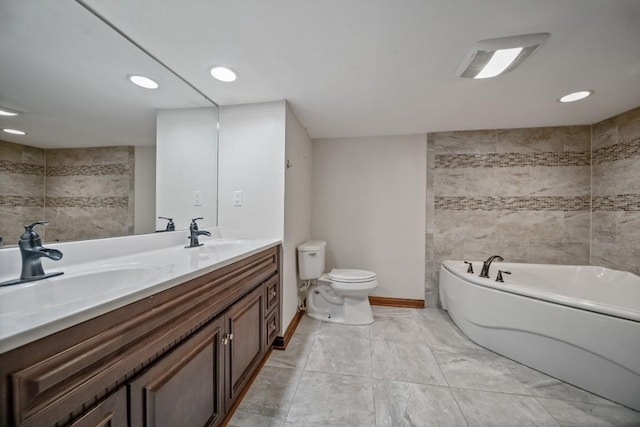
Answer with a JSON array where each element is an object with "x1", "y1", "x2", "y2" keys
[
  {"x1": 134, "y1": 145, "x2": 156, "y2": 234},
  {"x1": 156, "y1": 107, "x2": 218, "y2": 231},
  {"x1": 218, "y1": 101, "x2": 286, "y2": 239},
  {"x1": 312, "y1": 135, "x2": 426, "y2": 300},
  {"x1": 282, "y1": 104, "x2": 313, "y2": 331}
]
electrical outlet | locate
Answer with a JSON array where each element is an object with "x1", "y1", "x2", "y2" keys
[
  {"x1": 193, "y1": 190, "x2": 202, "y2": 206},
  {"x1": 233, "y1": 190, "x2": 242, "y2": 207}
]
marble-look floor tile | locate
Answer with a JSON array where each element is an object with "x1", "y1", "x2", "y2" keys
[
  {"x1": 292, "y1": 315, "x2": 323, "y2": 336},
  {"x1": 414, "y1": 309, "x2": 483, "y2": 352},
  {"x1": 231, "y1": 366, "x2": 302, "y2": 424},
  {"x1": 537, "y1": 398, "x2": 640, "y2": 427},
  {"x1": 305, "y1": 335, "x2": 371, "y2": 377},
  {"x1": 508, "y1": 363, "x2": 615, "y2": 406},
  {"x1": 317, "y1": 321, "x2": 371, "y2": 339},
  {"x1": 433, "y1": 348, "x2": 529, "y2": 394},
  {"x1": 452, "y1": 388, "x2": 559, "y2": 427},
  {"x1": 369, "y1": 313, "x2": 424, "y2": 344},
  {"x1": 371, "y1": 340, "x2": 447, "y2": 386},
  {"x1": 228, "y1": 411, "x2": 285, "y2": 427},
  {"x1": 265, "y1": 334, "x2": 314, "y2": 369},
  {"x1": 372, "y1": 305, "x2": 416, "y2": 317},
  {"x1": 285, "y1": 371, "x2": 375, "y2": 426},
  {"x1": 374, "y1": 379, "x2": 467, "y2": 427}
]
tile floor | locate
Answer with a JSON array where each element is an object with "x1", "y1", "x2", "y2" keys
[{"x1": 229, "y1": 306, "x2": 640, "y2": 426}]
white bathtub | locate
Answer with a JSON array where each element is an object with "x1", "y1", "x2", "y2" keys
[{"x1": 439, "y1": 260, "x2": 640, "y2": 411}]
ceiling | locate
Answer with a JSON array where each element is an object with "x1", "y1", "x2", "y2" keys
[
  {"x1": 4, "y1": 1, "x2": 640, "y2": 145},
  {"x1": 0, "y1": 0, "x2": 210, "y2": 148},
  {"x1": 79, "y1": 0, "x2": 640, "y2": 139}
]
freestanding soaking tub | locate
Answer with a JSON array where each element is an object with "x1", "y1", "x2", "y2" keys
[{"x1": 439, "y1": 260, "x2": 640, "y2": 411}]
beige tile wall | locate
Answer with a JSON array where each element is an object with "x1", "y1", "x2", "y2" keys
[
  {"x1": 591, "y1": 106, "x2": 640, "y2": 275},
  {"x1": 44, "y1": 146, "x2": 135, "y2": 243},
  {"x1": 425, "y1": 126, "x2": 592, "y2": 307},
  {"x1": 0, "y1": 143, "x2": 135, "y2": 246},
  {"x1": 0, "y1": 140, "x2": 45, "y2": 244}
]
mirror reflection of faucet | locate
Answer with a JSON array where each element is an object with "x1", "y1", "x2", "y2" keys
[
  {"x1": 0, "y1": 222, "x2": 64, "y2": 287},
  {"x1": 157, "y1": 216, "x2": 175, "y2": 232},
  {"x1": 185, "y1": 218, "x2": 211, "y2": 248}
]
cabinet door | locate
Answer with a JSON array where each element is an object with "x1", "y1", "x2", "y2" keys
[
  {"x1": 224, "y1": 285, "x2": 265, "y2": 408},
  {"x1": 68, "y1": 388, "x2": 127, "y2": 427},
  {"x1": 129, "y1": 317, "x2": 225, "y2": 427}
]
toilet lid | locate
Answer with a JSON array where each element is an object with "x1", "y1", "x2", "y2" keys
[{"x1": 328, "y1": 269, "x2": 376, "y2": 283}]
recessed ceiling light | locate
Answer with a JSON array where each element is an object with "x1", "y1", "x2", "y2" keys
[
  {"x1": 559, "y1": 90, "x2": 594, "y2": 103},
  {"x1": 210, "y1": 66, "x2": 236, "y2": 82},
  {"x1": 0, "y1": 107, "x2": 19, "y2": 116},
  {"x1": 456, "y1": 33, "x2": 549, "y2": 79},
  {"x1": 3, "y1": 128, "x2": 27, "y2": 135},
  {"x1": 127, "y1": 75, "x2": 159, "y2": 89}
]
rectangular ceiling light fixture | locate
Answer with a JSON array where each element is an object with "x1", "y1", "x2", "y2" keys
[{"x1": 456, "y1": 33, "x2": 549, "y2": 79}]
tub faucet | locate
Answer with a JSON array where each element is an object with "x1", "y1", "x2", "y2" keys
[
  {"x1": 186, "y1": 217, "x2": 211, "y2": 248},
  {"x1": 480, "y1": 255, "x2": 503, "y2": 278},
  {"x1": 18, "y1": 222, "x2": 63, "y2": 281}
]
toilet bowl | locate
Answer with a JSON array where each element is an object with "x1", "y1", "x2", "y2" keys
[
  {"x1": 306, "y1": 269, "x2": 377, "y2": 325},
  {"x1": 297, "y1": 240, "x2": 377, "y2": 325}
]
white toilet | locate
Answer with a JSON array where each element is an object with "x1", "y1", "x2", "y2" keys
[{"x1": 297, "y1": 240, "x2": 377, "y2": 325}]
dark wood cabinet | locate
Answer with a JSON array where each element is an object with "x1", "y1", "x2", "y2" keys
[
  {"x1": 129, "y1": 317, "x2": 225, "y2": 427},
  {"x1": 224, "y1": 285, "x2": 265, "y2": 408},
  {"x1": 0, "y1": 246, "x2": 280, "y2": 427},
  {"x1": 67, "y1": 388, "x2": 127, "y2": 427}
]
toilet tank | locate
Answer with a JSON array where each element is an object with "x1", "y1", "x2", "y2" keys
[{"x1": 297, "y1": 240, "x2": 326, "y2": 280}]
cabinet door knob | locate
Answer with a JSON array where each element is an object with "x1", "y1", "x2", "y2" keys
[
  {"x1": 271, "y1": 291, "x2": 277, "y2": 297},
  {"x1": 269, "y1": 324, "x2": 276, "y2": 331}
]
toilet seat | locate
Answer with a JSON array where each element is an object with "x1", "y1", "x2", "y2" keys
[{"x1": 328, "y1": 269, "x2": 376, "y2": 283}]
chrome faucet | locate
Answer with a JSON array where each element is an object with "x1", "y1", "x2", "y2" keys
[
  {"x1": 18, "y1": 222, "x2": 63, "y2": 282},
  {"x1": 479, "y1": 255, "x2": 503, "y2": 278},
  {"x1": 185, "y1": 218, "x2": 211, "y2": 248}
]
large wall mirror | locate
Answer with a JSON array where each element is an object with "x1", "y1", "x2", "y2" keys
[{"x1": 0, "y1": 0, "x2": 219, "y2": 247}]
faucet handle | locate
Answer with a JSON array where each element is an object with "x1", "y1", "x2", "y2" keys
[
  {"x1": 496, "y1": 270, "x2": 511, "y2": 283},
  {"x1": 20, "y1": 221, "x2": 48, "y2": 244},
  {"x1": 463, "y1": 261, "x2": 474, "y2": 274},
  {"x1": 25, "y1": 221, "x2": 48, "y2": 231}
]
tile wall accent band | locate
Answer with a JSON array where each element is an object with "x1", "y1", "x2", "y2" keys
[
  {"x1": 0, "y1": 160, "x2": 45, "y2": 175},
  {"x1": 45, "y1": 164, "x2": 130, "y2": 176},
  {"x1": 435, "y1": 196, "x2": 591, "y2": 211},
  {"x1": 592, "y1": 138, "x2": 640, "y2": 165},
  {"x1": 45, "y1": 197, "x2": 129, "y2": 208},
  {"x1": 435, "y1": 151, "x2": 590, "y2": 169},
  {"x1": 592, "y1": 194, "x2": 640, "y2": 211},
  {"x1": 0, "y1": 195, "x2": 44, "y2": 207}
]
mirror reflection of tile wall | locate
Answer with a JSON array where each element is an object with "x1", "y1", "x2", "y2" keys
[{"x1": 0, "y1": 140, "x2": 135, "y2": 245}]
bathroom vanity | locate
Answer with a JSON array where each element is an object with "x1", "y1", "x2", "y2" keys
[{"x1": 0, "y1": 239, "x2": 280, "y2": 427}]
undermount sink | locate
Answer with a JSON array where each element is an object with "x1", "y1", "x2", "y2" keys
[
  {"x1": 0, "y1": 263, "x2": 163, "y2": 315},
  {"x1": 197, "y1": 239, "x2": 249, "y2": 253}
]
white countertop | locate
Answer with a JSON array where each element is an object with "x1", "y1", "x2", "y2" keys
[{"x1": 0, "y1": 235, "x2": 280, "y2": 354}]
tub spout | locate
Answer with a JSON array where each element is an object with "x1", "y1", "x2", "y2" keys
[{"x1": 480, "y1": 255, "x2": 503, "y2": 278}]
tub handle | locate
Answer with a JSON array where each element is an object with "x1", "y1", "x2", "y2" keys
[
  {"x1": 464, "y1": 261, "x2": 474, "y2": 274},
  {"x1": 496, "y1": 270, "x2": 511, "y2": 283}
]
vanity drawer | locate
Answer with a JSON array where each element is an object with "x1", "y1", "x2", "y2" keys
[
  {"x1": 264, "y1": 274, "x2": 279, "y2": 315},
  {"x1": 265, "y1": 308, "x2": 279, "y2": 346}
]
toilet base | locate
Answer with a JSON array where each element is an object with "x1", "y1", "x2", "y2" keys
[{"x1": 306, "y1": 282, "x2": 375, "y2": 325}]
